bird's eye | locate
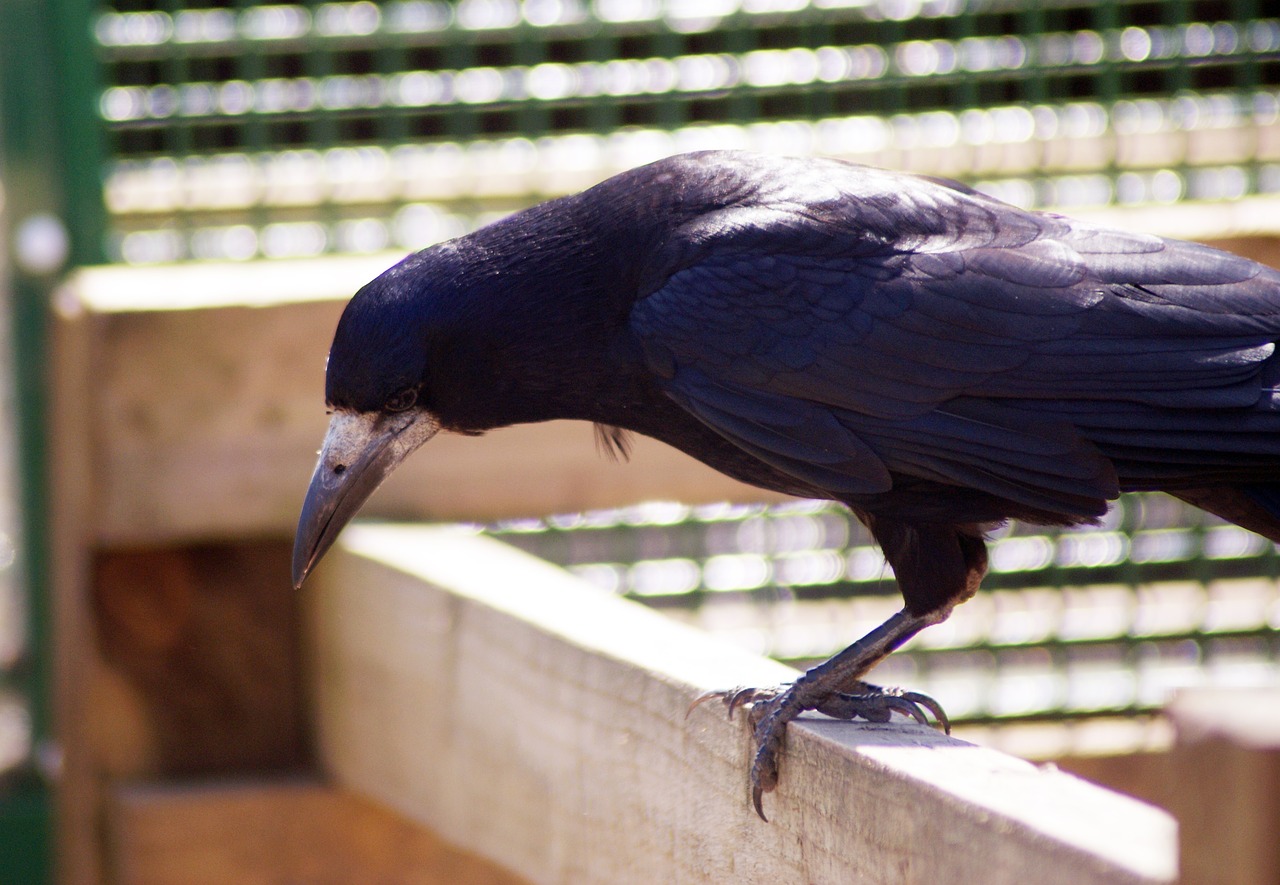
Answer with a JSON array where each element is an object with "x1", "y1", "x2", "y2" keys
[{"x1": 384, "y1": 388, "x2": 418, "y2": 412}]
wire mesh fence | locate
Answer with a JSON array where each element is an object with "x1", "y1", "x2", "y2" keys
[{"x1": 92, "y1": 0, "x2": 1280, "y2": 263}]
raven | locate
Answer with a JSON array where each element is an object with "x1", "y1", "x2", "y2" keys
[{"x1": 293, "y1": 150, "x2": 1280, "y2": 819}]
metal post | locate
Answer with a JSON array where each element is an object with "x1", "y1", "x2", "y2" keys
[{"x1": 0, "y1": 0, "x2": 105, "y2": 881}]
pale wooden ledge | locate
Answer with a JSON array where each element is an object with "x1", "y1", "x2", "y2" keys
[{"x1": 309, "y1": 524, "x2": 1177, "y2": 885}]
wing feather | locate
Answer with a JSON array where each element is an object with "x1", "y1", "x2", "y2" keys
[{"x1": 629, "y1": 157, "x2": 1280, "y2": 516}]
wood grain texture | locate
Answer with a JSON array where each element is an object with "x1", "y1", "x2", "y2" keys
[
  {"x1": 108, "y1": 778, "x2": 528, "y2": 885},
  {"x1": 310, "y1": 525, "x2": 1177, "y2": 885},
  {"x1": 1166, "y1": 687, "x2": 1280, "y2": 885}
]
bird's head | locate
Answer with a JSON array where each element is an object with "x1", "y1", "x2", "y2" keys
[
  {"x1": 292, "y1": 191, "x2": 641, "y2": 588},
  {"x1": 291, "y1": 253, "x2": 458, "y2": 588}
]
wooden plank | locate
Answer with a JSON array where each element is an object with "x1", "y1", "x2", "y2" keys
[
  {"x1": 1073, "y1": 200, "x2": 1280, "y2": 247},
  {"x1": 1049, "y1": 751, "x2": 1175, "y2": 816},
  {"x1": 959, "y1": 718, "x2": 1176, "y2": 813},
  {"x1": 1165, "y1": 687, "x2": 1280, "y2": 885},
  {"x1": 108, "y1": 777, "x2": 528, "y2": 885},
  {"x1": 310, "y1": 525, "x2": 1177, "y2": 885},
  {"x1": 48, "y1": 297, "x2": 105, "y2": 885},
  {"x1": 51, "y1": 537, "x2": 313, "y2": 884}
]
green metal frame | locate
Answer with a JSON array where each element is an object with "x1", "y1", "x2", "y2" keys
[{"x1": 0, "y1": 0, "x2": 105, "y2": 881}]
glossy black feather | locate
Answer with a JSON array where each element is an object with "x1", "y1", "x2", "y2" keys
[{"x1": 624, "y1": 155, "x2": 1280, "y2": 522}]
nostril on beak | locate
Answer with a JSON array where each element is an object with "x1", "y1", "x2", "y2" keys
[{"x1": 333, "y1": 464, "x2": 347, "y2": 475}]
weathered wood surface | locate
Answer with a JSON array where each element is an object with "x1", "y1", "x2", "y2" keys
[
  {"x1": 1166, "y1": 687, "x2": 1280, "y2": 885},
  {"x1": 310, "y1": 525, "x2": 1177, "y2": 885},
  {"x1": 108, "y1": 778, "x2": 528, "y2": 885},
  {"x1": 54, "y1": 217, "x2": 1280, "y2": 547}
]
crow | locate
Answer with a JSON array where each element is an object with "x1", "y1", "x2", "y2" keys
[{"x1": 292, "y1": 150, "x2": 1280, "y2": 819}]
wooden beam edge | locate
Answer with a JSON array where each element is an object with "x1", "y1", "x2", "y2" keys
[
  {"x1": 48, "y1": 299, "x2": 106, "y2": 885},
  {"x1": 1165, "y1": 687, "x2": 1280, "y2": 885},
  {"x1": 57, "y1": 252, "x2": 405, "y2": 314},
  {"x1": 310, "y1": 525, "x2": 1177, "y2": 885}
]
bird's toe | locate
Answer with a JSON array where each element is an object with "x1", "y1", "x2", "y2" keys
[
  {"x1": 687, "y1": 684, "x2": 788, "y2": 721},
  {"x1": 813, "y1": 683, "x2": 951, "y2": 733},
  {"x1": 694, "y1": 678, "x2": 948, "y2": 821},
  {"x1": 748, "y1": 695, "x2": 790, "y2": 821}
]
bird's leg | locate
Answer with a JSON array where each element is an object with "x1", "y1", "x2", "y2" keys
[
  {"x1": 693, "y1": 607, "x2": 948, "y2": 820},
  {"x1": 694, "y1": 516, "x2": 987, "y2": 819}
]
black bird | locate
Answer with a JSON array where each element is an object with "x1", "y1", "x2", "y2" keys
[{"x1": 293, "y1": 150, "x2": 1280, "y2": 819}]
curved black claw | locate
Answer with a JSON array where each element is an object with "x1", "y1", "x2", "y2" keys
[
  {"x1": 901, "y1": 690, "x2": 951, "y2": 734},
  {"x1": 699, "y1": 680, "x2": 951, "y2": 822},
  {"x1": 686, "y1": 685, "x2": 787, "y2": 721}
]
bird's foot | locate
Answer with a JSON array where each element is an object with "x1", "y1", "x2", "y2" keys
[
  {"x1": 691, "y1": 680, "x2": 949, "y2": 820},
  {"x1": 689, "y1": 684, "x2": 786, "y2": 722}
]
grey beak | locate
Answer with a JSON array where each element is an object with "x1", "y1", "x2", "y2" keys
[{"x1": 292, "y1": 409, "x2": 439, "y2": 588}]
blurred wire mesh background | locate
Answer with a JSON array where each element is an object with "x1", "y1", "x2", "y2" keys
[{"x1": 96, "y1": 0, "x2": 1280, "y2": 263}]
